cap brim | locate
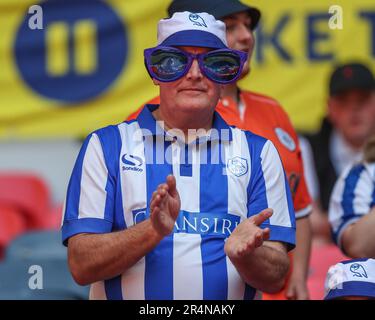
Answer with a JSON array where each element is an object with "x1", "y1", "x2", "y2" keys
[
  {"x1": 330, "y1": 82, "x2": 375, "y2": 96},
  {"x1": 159, "y1": 30, "x2": 227, "y2": 49},
  {"x1": 324, "y1": 281, "x2": 375, "y2": 300},
  {"x1": 215, "y1": 5, "x2": 261, "y2": 30}
]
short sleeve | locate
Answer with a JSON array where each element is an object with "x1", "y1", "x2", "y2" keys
[
  {"x1": 247, "y1": 138, "x2": 296, "y2": 250},
  {"x1": 329, "y1": 163, "x2": 375, "y2": 248},
  {"x1": 61, "y1": 133, "x2": 114, "y2": 246}
]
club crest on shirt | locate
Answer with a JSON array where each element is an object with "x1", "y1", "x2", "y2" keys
[
  {"x1": 227, "y1": 157, "x2": 248, "y2": 177},
  {"x1": 275, "y1": 127, "x2": 296, "y2": 152},
  {"x1": 350, "y1": 263, "x2": 368, "y2": 278}
]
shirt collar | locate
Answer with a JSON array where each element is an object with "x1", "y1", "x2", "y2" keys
[{"x1": 136, "y1": 104, "x2": 233, "y2": 142}]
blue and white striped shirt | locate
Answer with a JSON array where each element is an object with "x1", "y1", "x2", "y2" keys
[
  {"x1": 329, "y1": 162, "x2": 375, "y2": 248},
  {"x1": 62, "y1": 104, "x2": 296, "y2": 300}
]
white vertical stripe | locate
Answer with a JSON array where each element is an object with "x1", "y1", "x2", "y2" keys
[
  {"x1": 118, "y1": 122, "x2": 147, "y2": 228},
  {"x1": 171, "y1": 141, "x2": 202, "y2": 299},
  {"x1": 261, "y1": 140, "x2": 291, "y2": 227},
  {"x1": 173, "y1": 233, "x2": 203, "y2": 299},
  {"x1": 117, "y1": 122, "x2": 147, "y2": 299},
  {"x1": 353, "y1": 167, "x2": 373, "y2": 214},
  {"x1": 79, "y1": 133, "x2": 108, "y2": 219},
  {"x1": 121, "y1": 258, "x2": 146, "y2": 300},
  {"x1": 328, "y1": 166, "x2": 350, "y2": 233},
  {"x1": 172, "y1": 142, "x2": 200, "y2": 212},
  {"x1": 226, "y1": 255, "x2": 245, "y2": 300},
  {"x1": 225, "y1": 129, "x2": 251, "y2": 219}
]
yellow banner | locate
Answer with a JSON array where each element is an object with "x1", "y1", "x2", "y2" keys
[{"x1": 0, "y1": 0, "x2": 374, "y2": 138}]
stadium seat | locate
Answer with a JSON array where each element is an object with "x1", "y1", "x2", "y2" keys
[
  {"x1": 0, "y1": 230, "x2": 89, "y2": 300},
  {"x1": 0, "y1": 258, "x2": 89, "y2": 300},
  {"x1": 5, "y1": 230, "x2": 66, "y2": 261},
  {"x1": 0, "y1": 205, "x2": 26, "y2": 260},
  {"x1": 0, "y1": 173, "x2": 51, "y2": 230},
  {"x1": 307, "y1": 243, "x2": 349, "y2": 300}
]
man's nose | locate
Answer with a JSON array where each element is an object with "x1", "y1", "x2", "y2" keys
[
  {"x1": 186, "y1": 59, "x2": 203, "y2": 80},
  {"x1": 238, "y1": 24, "x2": 253, "y2": 44}
]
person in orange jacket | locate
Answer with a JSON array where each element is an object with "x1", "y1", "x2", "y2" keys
[{"x1": 128, "y1": 0, "x2": 313, "y2": 299}]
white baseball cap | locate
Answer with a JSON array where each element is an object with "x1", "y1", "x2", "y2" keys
[
  {"x1": 324, "y1": 258, "x2": 375, "y2": 300},
  {"x1": 157, "y1": 11, "x2": 228, "y2": 49}
]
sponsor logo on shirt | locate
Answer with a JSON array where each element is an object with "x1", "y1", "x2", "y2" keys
[
  {"x1": 275, "y1": 127, "x2": 296, "y2": 152},
  {"x1": 227, "y1": 157, "x2": 248, "y2": 177},
  {"x1": 122, "y1": 153, "x2": 144, "y2": 172},
  {"x1": 132, "y1": 209, "x2": 242, "y2": 237}
]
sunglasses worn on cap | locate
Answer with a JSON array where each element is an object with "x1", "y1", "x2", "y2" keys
[{"x1": 144, "y1": 46, "x2": 247, "y2": 84}]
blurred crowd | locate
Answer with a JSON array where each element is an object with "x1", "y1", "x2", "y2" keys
[{"x1": 0, "y1": 0, "x2": 375, "y2": 300}]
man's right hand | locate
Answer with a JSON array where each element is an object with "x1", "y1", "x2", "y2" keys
[{"x1": 150, "y1": 174, "x2": 181, "y2": 237}]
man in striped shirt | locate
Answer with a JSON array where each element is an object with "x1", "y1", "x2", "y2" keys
[
  {"x1": 62, "y1": 11, "x2": 296, "y2": 300},
  {"x1": 329, "y1": 135, "x2": 375, "y2": 258}
]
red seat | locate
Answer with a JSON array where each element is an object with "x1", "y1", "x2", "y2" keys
[
  {"x1": 0, "y1": 173, "x2": 51, "y2": 230},
  {"x1": 0, "y1": 205, "x2": 26, "y2": 260},
  {"x1": 307, "y1": 243, "x2": 349, "y2": 300}
]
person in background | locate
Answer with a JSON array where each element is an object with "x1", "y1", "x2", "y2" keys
[
  {"x1": 324, "y1": 258, "x2": 375, "y2": 300},
  {"x1": 302, "y1": 63, "x2": 375, "y2": 245},
  {"x1": 329, "y1": 135, "x2": 375, "y2": 258},
  {"x1": 128, "y1": 0, "x2": 313, "y2": 300}
]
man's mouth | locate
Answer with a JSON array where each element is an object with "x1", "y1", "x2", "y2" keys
[{"x1": 179, "y1": 88, "x2": 206, "y2": 92}]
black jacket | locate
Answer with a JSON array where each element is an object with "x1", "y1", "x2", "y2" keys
[{"x1": 304, "y1": 117, "x2": 338, "y2": 212}]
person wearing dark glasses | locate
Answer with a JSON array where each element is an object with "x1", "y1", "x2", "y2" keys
[
  {"x1": 62, "y1": 11, "x2": 295, "y2": 300},
  {"x1": 128, "y1": 0, "x2": 313, "y2": 300}
]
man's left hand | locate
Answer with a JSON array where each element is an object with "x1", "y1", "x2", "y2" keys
[{"x1": 224, "y1": 208, "x2": 273, "y2": 259}]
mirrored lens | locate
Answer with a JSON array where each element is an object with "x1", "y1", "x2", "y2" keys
[
  {"x1": 149, "y1": 50, "x2": 187, "y2": 80},
  {"x1": 203, "y1": 52, "x2": 241, "y2": 82}
]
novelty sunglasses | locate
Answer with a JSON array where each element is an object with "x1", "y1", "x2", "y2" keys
[{"x1": 144, "y1": 46, "x2": 248, "y2": 84}]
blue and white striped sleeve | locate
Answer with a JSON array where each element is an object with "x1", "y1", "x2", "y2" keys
[
  {"x1": 247, "y1": 138, "x2": 296, "y2": 250},
  {"x1": 61, "y1": 132, "x2": 114, "y2": 246},
  {"x1": 329, "y1": 163, "x2": 375, "y2": 249}
]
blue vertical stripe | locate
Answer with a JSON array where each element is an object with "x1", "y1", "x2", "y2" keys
[
  {"x1": 200, "y1": 236, "x2": 228, "y2": 299},
  {"x1": 283, "y1": 171, "x2": 296, "y2": 230},
  {"x1": 180, "y1": 144, "x2": 193, "y2": 177},
  {"x1": 200, "y1": 140, "x2": 228, "y2": 300},
  {"x1": 371, "y1": 175, "x2": 375, "y2": 208},
  {"x1": 98, "y1": 126, "x2": 124, "y2": 300},
  {"x1": 144, "y1": 137, "x2": 174, "y2": 300},
  {"x1": 341, "y1": 164, "x2": 365, "y2": 217},
  {"x1": 244, "y1": 284, "x2": 256, "y2": 300},
  {"x1": 64, "y1": 133, "x2": 93, "y2": 221},
  {"x1": 105, "y1": 275, "x2": 123, "y2": 300},
  {"x1": 96, "y1": 126, "x2": 126, "y2": 230}
]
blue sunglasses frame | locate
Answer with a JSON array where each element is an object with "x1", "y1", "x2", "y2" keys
[{"x1": 144, "y1": 46, "x2": 248, "y2": 84}]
